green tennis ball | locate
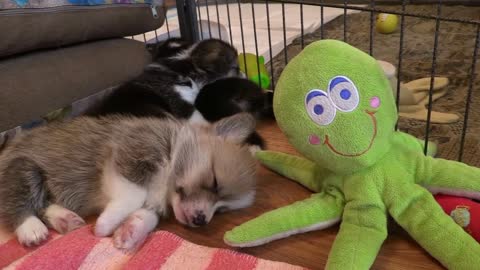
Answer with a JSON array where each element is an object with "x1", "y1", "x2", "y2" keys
[{"x1": 376, "y1": 13, "x2": 398, "y2": 34}]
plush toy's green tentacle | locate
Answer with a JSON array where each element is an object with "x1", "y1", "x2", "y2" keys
[
  {"x1": 394, "y1": 132, "x2": 437, "y2": 157},
  {"x1": 256, "y1": 150, "x2": 328, "y2": 192},
  {"x1": 416, "y1": 139, "x2": 437, "y2": 157},
  {"x1": 416, "y1": 156, "x2": 480, "y2": 200},
  {"x1": 385, "y1": 181, "x2": 480, "y2": 270},
  {"x1": 325, "y1": 198, "x2": 388, "y2": 269},
  {"x1": 224, "y1": 191, "x2": 344, "y2": 247}
]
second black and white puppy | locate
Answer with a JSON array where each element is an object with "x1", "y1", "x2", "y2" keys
[
  {"x1": 86, "y1": 38, "x2": 240, "y2": 120},
  {"x1": 195, "y1": 77, "x2": 274, "y2": 148},
  {"x1": 85, "y1": 38, "x2": 272, "y2": 150}
]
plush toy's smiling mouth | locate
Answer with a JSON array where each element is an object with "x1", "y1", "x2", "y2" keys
[{"x1": 309, "y1": 110, "x2": 377, "y2": 157}]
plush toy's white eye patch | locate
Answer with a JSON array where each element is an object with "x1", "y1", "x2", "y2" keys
[
  {"x1": 305, "y1": 90, "x2": 336, "y2": 126},
  {"x1": 328, "y1": 76, "x2": 359, "y2": 112}
]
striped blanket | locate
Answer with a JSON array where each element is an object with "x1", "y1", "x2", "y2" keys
[{"x1": 0, "y1": 225, "x2": 305, "y2": 270}]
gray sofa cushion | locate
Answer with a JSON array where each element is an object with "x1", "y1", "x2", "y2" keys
[
  {"x1": 0, "y1": 38, "x2": 151, "y2": 131},
  {"x1": 0, "y1": 2, "x2": 165, "y2": 58}
]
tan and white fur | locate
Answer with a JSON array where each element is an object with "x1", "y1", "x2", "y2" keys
[{"x1": 0, "y1": 114, "x2": 257, "y2": 250}]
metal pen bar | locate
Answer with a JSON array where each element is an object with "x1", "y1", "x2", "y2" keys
[
  {"x1": 320, "y1": 1, "x2": 324, "y2": 39},
  {"x1": 301, "y1": 4, "x2": 304, "y2": 49},
  {"x1": 197, "y1": 0, "x2": 204, "y2": 39},
  {"x1": 458, "y1": 25, "x2": 480, "y2": 162},
  {"x1": 154, "y1": 29, "x2": 159, "y2": 43},
  {"x1": 176, "y1": 0, "x2": 200, "y2": 42},
  {"x1": 251, "y1": 0, "x2": 262, "y2": 88},
  {"x1": 165, "y1": 14, "x2": 171, "y2": 38},
  {"x1": 424, "y1": 1, "x2": 443, "y2": 155},
  {"x1": 226, "y1": 0, "x2": 234, "y2": 45},
  {"x1": 343, "y1": 0, "x2": 347, "y2": 42},
  {"x1": 395, "y1": 0, "x2": 407, "y2": 131},
  {"x1": 266, "y1": 0, "x2": 275, "y2": 89},
  {"x1": 282, "y1": 2, "x2": 288, "y2": 64},
  {"x1": 205, "y1": 0, "x2": 212, "y2": 38},
  {"x1": 237, "y1": 0, "x2": 248, "y2": 76},
  {"x1": 214, "y1": 0, "x2": 222, "y2": 39},
  {"x1": 369, "y1": 0, "x2": 375, "y2": 56}
]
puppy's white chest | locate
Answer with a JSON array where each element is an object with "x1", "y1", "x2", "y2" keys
[
  {"x1": 174, "y1": 80, "x2": 199, "y2": 104},
  {"x1": 188, "y1": 110, "x2": 209, "y2": 126}
]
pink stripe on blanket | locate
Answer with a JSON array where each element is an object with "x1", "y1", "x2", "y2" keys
[
  {"x1": 122, "y1": 231, "x2": 182, "y2": 270},
  {"x1": 0, "y1": 230, "x2": 59, "y2": 269},
  {"x1": 77, "y1": 238, "x2": 132, "y2": 270},
  {"x1": 15, "y1": 226, "x2": 99, "y2": 270},
  {"x1": 4, "y1": 234, "x2": 63, "y2": 270},
  {"x1": 206, "y1": 249, "x2": 257, "y2": 270},
  {"x1": 160, "y1": 239, "x2": 216, "y2": 269}
]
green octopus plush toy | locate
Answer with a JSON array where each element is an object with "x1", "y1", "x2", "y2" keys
[{"x1": 224, "y1": 40, "x2": 480, "y2": 269}]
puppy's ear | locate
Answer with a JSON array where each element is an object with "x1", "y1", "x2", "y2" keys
[
  {"x1": 191, "y1": 39, "x2": 238, "y2": 75},
  {"x1": 213, "y1": 113, "x2": 256, "y2": 144},
  {"x1": 150, "y1": 38, "x2": 193, "y2": 60}
]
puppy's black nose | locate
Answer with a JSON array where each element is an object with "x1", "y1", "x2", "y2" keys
[{"x1": 192, "y1": 213, "x2": 206, "y2": 226}]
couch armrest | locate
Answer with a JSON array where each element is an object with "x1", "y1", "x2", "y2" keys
[{"x1": 0, "y1": 38, "x2": 151, "y2": 132}]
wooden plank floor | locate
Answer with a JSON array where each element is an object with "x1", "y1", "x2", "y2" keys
[{"x1": 160, "y1": 120, "x2": 444, "y2": 270}]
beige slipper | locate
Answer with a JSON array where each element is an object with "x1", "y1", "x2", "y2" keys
[
  {"x1": 377, "y1": 60, "x2": 450, "y2": 106},
  {"x1": 397, "y1": 87, "x2": 459, "y2": 124},
  {"x1": 377, "y1": 60, "x2": 458, "y2": 124},
  {"x1": 399, "y1": 105, "x2": 460, "y2": 124},
  {"x1": 392, "y1": 79, "x2": 449, "y2": 105},
  {"x1": 417, "y1": 87, "x2": 449, "y2": 106},
  {"x1": 397, "y1": 88, "x2": 459, "y2": 124},
  {"x1": 403, "y1": 77, "x2": 450, "y2": 93}
]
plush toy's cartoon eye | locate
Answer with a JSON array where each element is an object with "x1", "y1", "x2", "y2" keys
[
  {"x1": 305, "y1": 90, "x2": 336, "y2": 126},
  {"x1": 328, "y1": 76, "x2": 359, "y2": 112}
]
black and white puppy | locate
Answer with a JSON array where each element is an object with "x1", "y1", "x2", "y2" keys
[
  {"x1": 86, "y1": 38, "x2": 240, "y2": 120},
  {"x1": 195, "y1": 77, "x2": 274, "y2": 148},
  {"x1": 85, "y1": 38, "x2": 272, "y2": 150}
]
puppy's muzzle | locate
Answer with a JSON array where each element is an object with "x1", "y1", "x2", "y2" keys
[{"x1": 192, "y1": 211, "x2": 207, "y2": 226}]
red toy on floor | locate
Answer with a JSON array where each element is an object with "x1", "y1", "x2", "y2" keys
[{"x1": 435, "y1": 194, "x2": 480, "y2": 242}]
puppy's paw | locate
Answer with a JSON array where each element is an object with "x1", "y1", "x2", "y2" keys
[
  {"x1": 52, "y1": 213, "x2": 85, "y2": 234},
  {"x1": 248, "y1": 145, "x2": 262, "y2": 155},
  {"x1": 113, "y1": 215, "x2": 149, "y2": 251},
  {"x1": 94, "y1": 217, "x2": 116, "y2": 237},
  {"x1": 15, "y1": 216, "x2": 49, "y2": 247},
  {"x1": 44, "y1": 204, "x2": 86, "y2": 234}
]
